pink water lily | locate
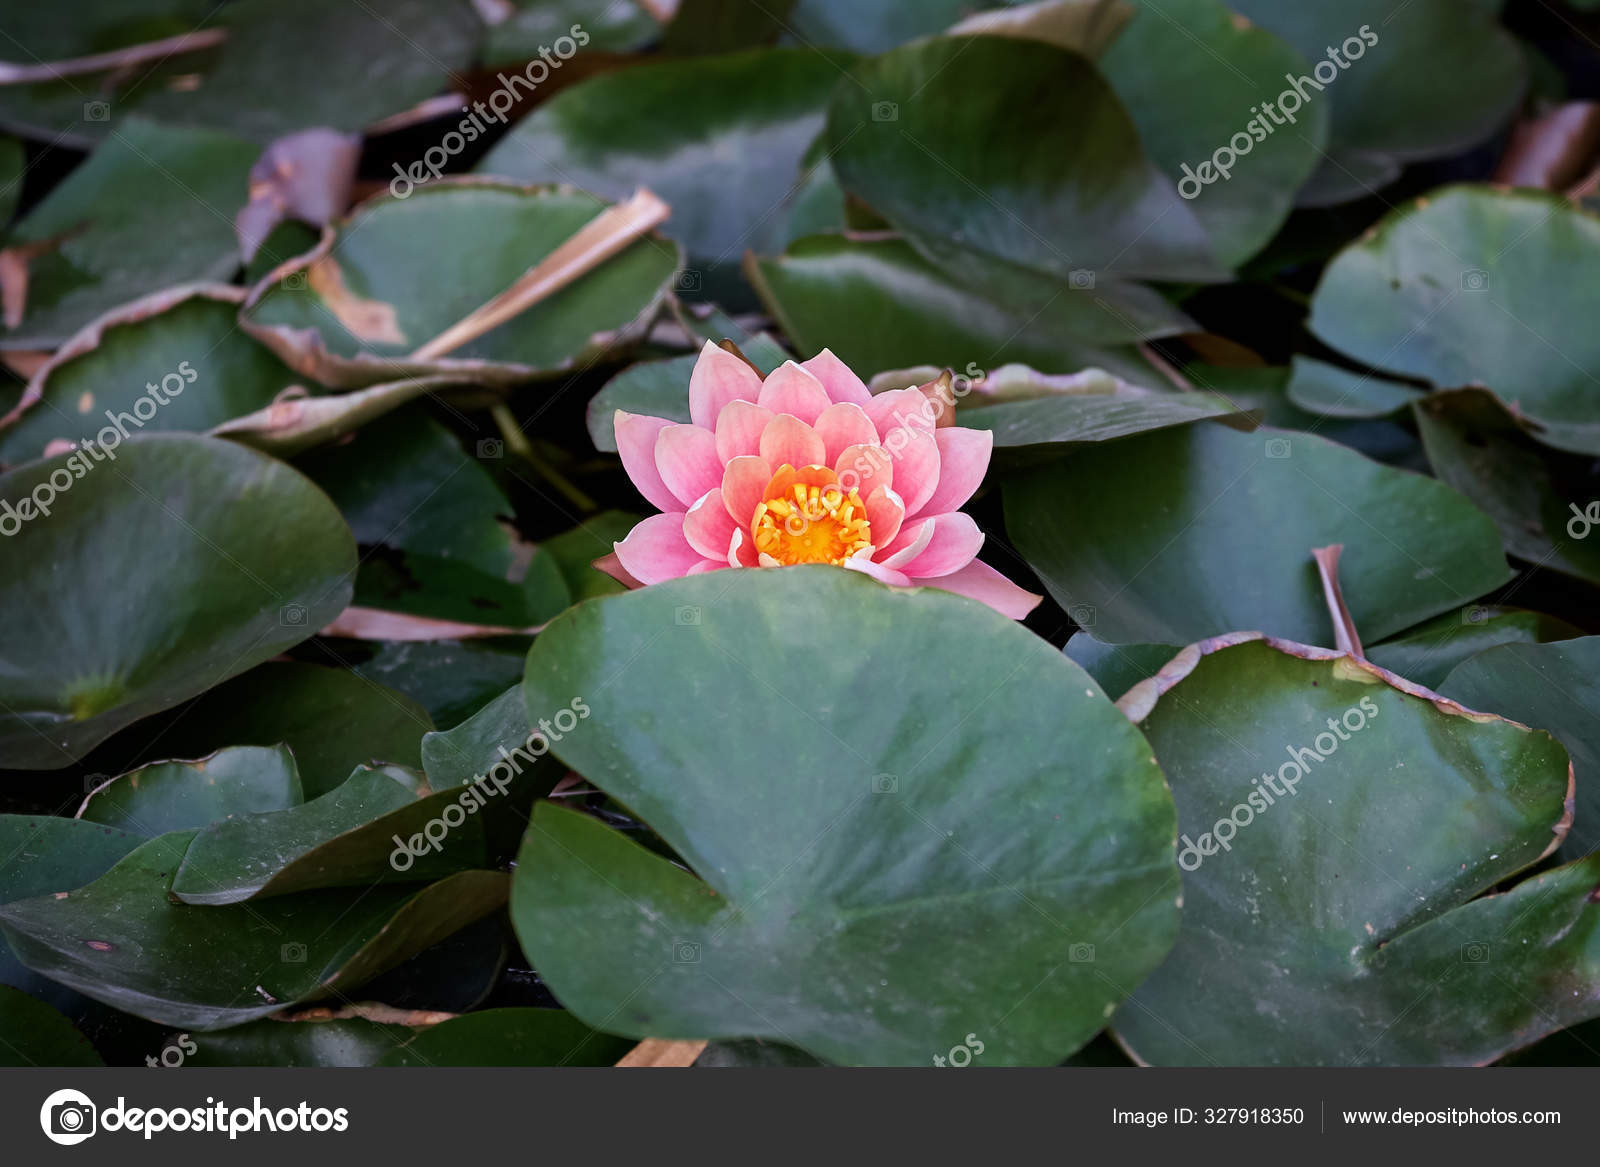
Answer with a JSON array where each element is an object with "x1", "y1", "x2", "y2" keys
[{"x1": 598, "y1": 342, "x2": 1042, "y2": 619}]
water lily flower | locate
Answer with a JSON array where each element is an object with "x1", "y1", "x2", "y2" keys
[{"x1": 598, "y1": 342, "x2": 1042, "y2": 619}]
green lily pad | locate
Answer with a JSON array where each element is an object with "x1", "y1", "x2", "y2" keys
[
  {"x1": 825, "y1": 36, "x2": 1222, "y2": 288},
  {"x1": 1099, "y1": 0, "x2": 1328, "y2": 267},
  {"x1": 171, "y1": 765, "x2": 443, "y2": 903},
  {"x1": 1285, "y1": 356, "x2": 1423, "y2": 419},
  {"x1": 1413, "y1": 387, "x2": 1600, "y2": 587},
  {"x1": 214, "y1": 375, "x2": 471, "y2": 459},
  {"x1": 376, "y1": 1008, "x2": 634, "y2": 1066},
  {"x1": 787, "y1": 0, "x2": 1107, "y2": 58},
  {"x1": 1063, "y1": 636, "x2": 1178, "y2": 703},
  {"x1": 586, "y1": 335, "x2": 789, "y2": 452},
  {"x1": 135, "y1": 0, "x2": 480, "y2": 141},
  {"x1": 477, "y1": 48, "x2": 847, "y2": 283},
  {"x1": 1004, "y1": 421, "x2": 1511, "y2": 645},
  {"x1": 0, "y1": 830, "x2": 508, "y2": 1030},
  {"x1": 420, "y1": 686, "x2": 529, "y2": 791},
  {"x1": 0, "y1": 137, "x2": 22, "y2": 229},
  {"x1": 1114, "y1": 635, "x2": 1581, "y2": 1066},
  {"x1": 958, "y1": 367, "x2": 1254, "y2": 455},
  {"x1": 694, "y1": 1038, "x2": 824, "y2": 1067},
  {"x1": 0, "y1": 986, "x2": 103, "y2": 1067},
  {"x1": 0, "y1": 286, "x2": 301, "y2": 469},
  {"x1": 1441, "y1": 638, "x2": 1600, "y2": 863},
  {"x1": 746, "y1": 234, "x2": 1167, "y2": 382},
  {"x1": 297, "y1": 411, "x2": 570, "y2": 628},
  {"x1": 0, "y1": 119, "x2": 257, "y2": 349},
  {"x1": 0, "y1": 816, "x2": 144, "y2": 1008},
  {"x1": 512, "y1": 568, "x2": 1180, "y2": 1066},
  {"x1": 1227, "y1": 1, "x2": 1525, "y2": 202},
  {"x1": 78, "y1": 745, "x2": 303, "y2": 836},
  {"x1": 115, "y1": 660, "x2": 431, "y2": 799},
  {"x1": 1311, "y1": 187, "x2": 1600, "y2": 456},
  {"x1": 240, "y1": 181, "x2": 680, "y2": 387},
  {"x1": 0, "y1": 434, "x2": 357, "y2": 770},
  {"x1": 1365, "y1": 607, "x2": 1581, "y2": 690}
]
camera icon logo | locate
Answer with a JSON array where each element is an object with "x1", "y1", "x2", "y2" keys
[
  {"x1": 1069, "y1": 942, "x2": 1096, "y2": 963},
  {"x1": 1068, "y1": 269, "x2": 1096, "y2": 290},
  {"x1": 1462, "y1": 269, "x2": 1490, "y2": 292},
  {"x1": 40, "y1": 1088, "x2": 97, "y2": 1145},
  {"x1": 476, "y1": 438, "x2": 504, "y2": 459},
  {"x1": 1462, "y1": 605, "x2": 1492, "y2": 626},
  {"x1": 83, "y1": 101, "x2": 111, "y2": 123},
  {"x1": 280, "y1": 942, "x2": 307, "y2": 963},
  {"x1": 82, "y1": 772, "x2": 109, "y2": 794},
  {"x1": 1068, "y1": 604, "x2": 1096, "y2": 629},
  {"x1": 673, "y1": 269, "x2": 702, "y2": 292},
  {"x1": 673, "y1": 940, "x2": 701, "y2": 963},
  {"x1": 674, "y1": 605, "x2": 702, "y2": 626},
  {"x1": 871, "y1": 773, "x2": 899, "y2": 795},
  {"x1": 281, "y1": 270, "x2": 308, "y2": 291},
  {"x1": 279, "y1": 602, "x2": 308, "y2": 627},
  {"x1": 1461, "y1": 941, "x2": 1490, "y2": 963},
  {"x1": 1264, "y1": 437, "x2": 1292, "y2": 459},
  {"x1": 871, "y1": 101, "x2": 898, "y2": 122}
]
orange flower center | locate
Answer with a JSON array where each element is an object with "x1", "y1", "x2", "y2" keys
[{"x1": 750, "y1": 465, "x2": 872, "y2": 566}]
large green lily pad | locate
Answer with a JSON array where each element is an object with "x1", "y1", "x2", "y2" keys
[
  {"x1": 1004, "y1": 421, "x2": 1511, "y2": 645},
  {"x1": 478, "y1": 48, "x2": 846, "y2": 282},
  {"x1": 376, "y1": 1008, "x2": 634, "y2": 1067},
  {"x1": 825, "y1": 36, "x2": 1222, "y2": 287},
  {"x1": 0, "y1": 434, "x2": 357, "y2": 769},
  {"x1": 0, "y1": 986, "x2": 103, "y2": 1067},
  {"x1": 0, "y1": 830, "x2": 508, "y2": 1030},
  {"x1": 78, "y1": 745, "x2": 303, "y2": 836},
  {"x1": 512, "y1": 568, "x2": 1180, "y2": 1066},
  {"x1": 0, "y1": 119, "x2": 257, "y2": 349},
  {"x1": 1114, "y1": 635, "x2": 1582, "y2": 1066},
  {"x1": 1100, "y1": 0, "x2": 1328, "y2": 268},
  {"x1": 240, "y1": 181, "x2": 681, "y2": 387},
  {"x1": 1311, "y1": 187, "x2": 1600, "y2": 456},
  {"x1": 1441, "y1": 638, "x2": 1600, "y2": 863}
]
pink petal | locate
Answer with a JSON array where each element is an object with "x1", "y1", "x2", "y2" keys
[
  {"x1": 593, "y1": 551, "x2": 641, "y2": 589},
  {"x1": 879, "y1": 517, "x2": 935, "y2": 570},
  {"x1": 721, "y1": 455, "x2": 771, "y2": 525},
  {"x1": 758, "y1": 414, "x2": 826, "y2": 469},
  {"x1": 714, "y1": 400, "x2": 773, "y2": 463},
  {"x1": 683, "y1": 489, "x2": 738, "y2": 560},
  {"x1": 801, "y1": 348, "x2": 873, "y2": 407},
  {"x1": 886, "y1": 512, "x2": 983, "y2": 578},
  {"x1": 756, "y1": 362, "x2": 831, "y2": 425},
  {"x1": 728, "y1": 526, "x2": 758, "y2": 567},
  {"x1": 834, "y1": 442, "x2": 892, "y2": 500},
  {"x1": 686, "y1": 559, "x2": 726, "y2": 575},
  {"x1": 916, "y1": 559, "x2": 1043, "y2": 620},
  {"x1": 864, "y1": 386, "x2": 938, "y2": 440},
  {"x1": 615, "y1": 410, "x2": 683, "y2": 513},
  {"x1": 864, "y1": 485, "x2": 905, "y2": 550},
  {"x1": 892, "y1": 428, "x2": 942, "y2": 516},
  {"x1": 655, "y1": 423, "x2": 724, "y2": 508},
  {"x1": 613, "y1": 514, "x2": 704, "y2": 585},
  {"x1": 844, "y1": 556, "x2": 912, "y2": 588},
  {"x1": 813, "y1": 401, "x2": 878, "y2": 467},
  {"x1": 917, "y1": 427, "x2": 993, "y2": 517},
  {"x1": 689, "y1": 340, "x2": 762, "y2": 429}
]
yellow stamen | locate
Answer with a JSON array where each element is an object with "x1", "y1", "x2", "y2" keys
[{"x1": 750, "y1": 465, "x2": 872, "y2": 566}]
